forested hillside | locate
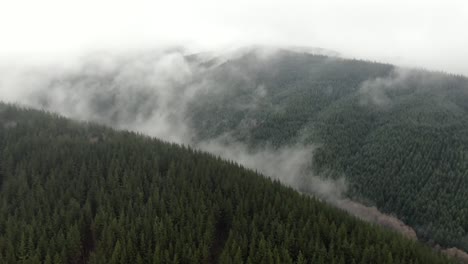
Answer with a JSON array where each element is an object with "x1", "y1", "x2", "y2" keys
[
  {"x1": 2, "y1": 47, "x2": 468, "y2": 252},
  {"x1": 0, "y1": 104, "x2": 454, "y2": 263},
  {"x1": 187, "y1": 50, "x2": 468, "y2": 250}
]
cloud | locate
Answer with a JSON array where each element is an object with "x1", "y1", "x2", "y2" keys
[
  {"x1": 358, "y1": 68, "x2": 411, "y2": 107},
  {"x1": 0, "y1": 47, "x2": 348, "y2": 199},
  {"x1": 1, "y1": 0, "x2": 468, "y2": 75},
  {"x1": 0, "y1": 46, "x2": 432, "y2": 241}
]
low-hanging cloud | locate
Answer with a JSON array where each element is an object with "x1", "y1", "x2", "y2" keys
[
  {"x1": 357, "y1": 66, "x2": 468, "y2": 110},
  {"x1": 0, "y1": 47, "x2": 423, "y2": 239},
  {"x1": 358, "y1": 68, "x2": 412, "y2": 107},
  {"x1": 2, "y1": 0, "x2": 468, "y2": 75},
  {"x1": 0, "y1": 47, "x2": 349, "y2": 198}
]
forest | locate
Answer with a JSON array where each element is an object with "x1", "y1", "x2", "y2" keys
[
  {"x1": 0, "y1": 103, "x2": 455, "y2": 263},
  {"x1": 3, "y1": 47, "x2": 468, "y2": 254},
  {"x1": 187, "y1": 50, "x2": 468, "y2": 250}
]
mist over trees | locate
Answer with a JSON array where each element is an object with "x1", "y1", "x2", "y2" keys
[{"x1": 1, "y1": 47, "x2": 468, "y2": 252}]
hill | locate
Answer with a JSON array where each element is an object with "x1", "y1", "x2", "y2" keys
[
  {"x1": 0, "y1": 103, "x2": 453, "y2": 263},
  {"x1": 187, "y1": 50, "x2": 468, "y2": 250},
  {"x1": 2, "y1": 47, "x2": 468, "y2": 251}
]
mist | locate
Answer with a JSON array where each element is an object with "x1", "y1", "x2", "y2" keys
[
  {"x1": 0, "y1": 47, "x2": 432, "y2": 242},
  {"x1": 1, "y1": 0, "x2": 468, "y2": 76},
  {"x1": 2, "y1": 1, "x2": 468, "y2": 261},
  {"x1": 0, "y1": 48, "x2": 351, "y2": 200}
]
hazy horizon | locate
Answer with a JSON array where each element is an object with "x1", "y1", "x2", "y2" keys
[{"x1": 1, "y1": 0, "x2": 468, "y2": 75}]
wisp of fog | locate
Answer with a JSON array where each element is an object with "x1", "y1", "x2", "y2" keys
[{"x1": 0, "y1": 47, "x2": 424, "y2": 236}]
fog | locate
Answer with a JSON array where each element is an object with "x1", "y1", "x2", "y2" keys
[
  {"x1": 1, "y1": 0, "x2": 468, "y2": 75},
  {"x1": 2, "y1": 42, "x2": 445, "y2": 245},
  {"x1": 0, "y1": 48, "x2": 349, "y2": 199},
  {"x1": 358, "y1": 68, "x2": 415, "y2": 107},
  {"x1": 2, "y1": 0, "x2": 467, "y2": 240}
]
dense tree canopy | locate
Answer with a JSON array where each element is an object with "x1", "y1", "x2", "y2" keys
[
  {"x1": 0, "y1": 104, "x2": 453, "y2": 263},
  {"x1": 187, "y1": 51, "x2": 468, "y2": 250}
]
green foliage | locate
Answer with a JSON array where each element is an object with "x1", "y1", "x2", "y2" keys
[
  {"x1": 187, "y1": 52, "x2": 468, "y2": 250},
  {"x1": 0, "y1": 103, "x2": 453, "y2": 263}
]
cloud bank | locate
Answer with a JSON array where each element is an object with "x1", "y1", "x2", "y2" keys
[
  {"x1": 0, "y1": 47, "x2": 432, "y2": 241},
  {"x1": 0, "y1": 48, "x2": 346, "y2": 197},
  {"x1": 1, "y1": 0, "x2": 468, "y2": 75}
]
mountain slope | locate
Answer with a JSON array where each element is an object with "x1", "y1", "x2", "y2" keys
[
  {"x1": 2, "y1": 47, "x2": 468, "y2": 251},
  {"x1": 0, "y1": 103, "x2": 453, "y2": 263},
  {"x1": 187, "y1": 51, "x2": 468, "y2": 249}
]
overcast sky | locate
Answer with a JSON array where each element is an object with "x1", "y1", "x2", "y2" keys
[{"x1": 1, "y1": 0, "x2": 467, "y2": 75}]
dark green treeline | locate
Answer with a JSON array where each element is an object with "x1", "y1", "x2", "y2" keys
[{"x1": 0, "y1": 104, "x2": 452, "y2": 263}]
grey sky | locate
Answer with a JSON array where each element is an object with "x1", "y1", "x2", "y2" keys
[{"x1": 1, "y1": 0, "x2": 467, "y2": 75}]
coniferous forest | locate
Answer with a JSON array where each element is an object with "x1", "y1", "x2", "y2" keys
[
  {"x1": 186, "y1": 50, "x2": 468, "y2": 250},
  {"x1": 0, "y1": 103, "x2": 455, "y2": 263}
]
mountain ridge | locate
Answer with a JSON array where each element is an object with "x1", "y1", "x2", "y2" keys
[{"x1": 1, "y1": 47, "x2": 468, "y2": 252}]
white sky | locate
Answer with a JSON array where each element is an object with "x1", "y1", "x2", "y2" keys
[{"x1": 1, "y1": 0, "x2": 467, "y2": 74}]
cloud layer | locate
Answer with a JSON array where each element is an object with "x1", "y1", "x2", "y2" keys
[
  {"x1": 0, "y1": 47, "x2": 428, "y2": 241},
  {"x1": 1, "y1": 0, "x2": 468, "y2": 75}
]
